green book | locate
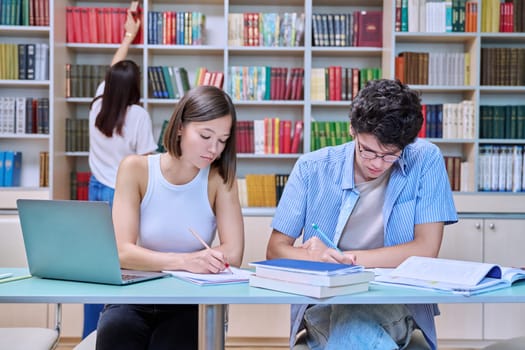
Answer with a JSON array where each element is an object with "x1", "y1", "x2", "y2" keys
[{"x1": 157, "y1": 120, "x2": 169, "y2": 152}]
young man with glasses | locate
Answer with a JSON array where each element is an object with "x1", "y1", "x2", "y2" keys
[{"x1": 267, "y1": 79, "x2": 458, "y2": 350}]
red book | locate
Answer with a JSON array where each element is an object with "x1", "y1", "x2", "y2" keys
[
  {"x1": 282, "y1": 120, "x2": 292, "y2": 154},
  {"x1": 328, "y1": 66, "x2": 336, "y2": 100},
  {"x1": 334, "y1": 66, "x2": 342, "y2": 101},
  {"x1": 131, "y1": 3, "x2": 144, "y2": 44},
  {"x1": 290, "y1": 120, "x2": 304, "y2": 154},
  {"x1": 356, "y1": 11, "x2": 382, "y2": 47},
  {"x1": 103, "y1": 8, "x2": 112, "y2": 44},
  {"x1": 42, "y1": 0, "x2": 49, "y2": 26},
  {"x1": 294, "y1": 68, "x2": 304, "y2": 101},
  {"x1": 418, "y1": 104, "x2": 427, "y2": 138},
  {"x1": 88, "y1": 8, "x2": 98, "y2": 43},
  {"x1": 243, "y1": 13, "x2": 250, "y2": 46},
  {"x1": 80, "y1": 7, "x2": 90, "y2": 43},
  {"x1": 236, "y1": 121, "x2": 244, "y2": 153},
  {"x1": 71, "y1": 7, "x2": 82, "y2": 43},
  {"x1": 66, "y1": 7, "x2": 74, "y2": 42}
]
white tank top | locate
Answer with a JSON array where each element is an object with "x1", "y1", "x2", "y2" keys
[{"x1": 139, "y1": 154, "x2": 216, "y2": 252}]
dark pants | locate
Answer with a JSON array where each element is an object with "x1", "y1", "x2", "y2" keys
[{"x1": 96, "y1": 304, "x2": 198, "y2": 350}]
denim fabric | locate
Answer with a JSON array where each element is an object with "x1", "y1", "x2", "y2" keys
[
  {"x1": 96, "y1": 304, "x2": 198, "y2": 350},
  {"x1": 88, "y1": 175, "x2": 115, "y2": 206},
  {"x1": 304, "y1": 304, "x2": 417, "y2": 350}
]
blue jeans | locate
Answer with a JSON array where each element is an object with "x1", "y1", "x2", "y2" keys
[
  {"x1": 304, "y1": 304, "x2": 417, "y2": 350},
  {"x1": 96, "y1": 304, "x2": 198, "y2": 350},
  {"x1": 84, "y1": 175, "x2": 114, "y2": 338},
  {"x1": 88, "y1": 175, "x2": 115, "y2": 206}
]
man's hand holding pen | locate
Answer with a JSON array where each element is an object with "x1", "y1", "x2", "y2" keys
[{"x1": 301, "y1": 237, "x2": 357, "y2": 265}]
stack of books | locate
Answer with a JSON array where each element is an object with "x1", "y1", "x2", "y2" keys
[{"x1": 249, "y1": 258, "x2": 374, "y2": 298}]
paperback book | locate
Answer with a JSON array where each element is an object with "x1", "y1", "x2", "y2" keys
[
  {"x1": 249, "y1": 275, "x2": 370, "y2": 298},
  {"x1": 374, "y1": 256, "x2": 525, "y2": 296},
  {"x1": 249, "y1": 258, "x2": 373, "y2": 298}
]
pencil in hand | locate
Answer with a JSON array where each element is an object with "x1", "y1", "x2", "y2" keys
[
  {"x1": 311, "y1": 223, "x2": 343, "y2": 253},
  {"x1": 188, "y1": 228, "x2": 233, "y2": 274}
]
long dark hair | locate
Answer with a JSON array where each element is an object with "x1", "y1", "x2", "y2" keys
[
  {"x1": 163, "y1": 85, "x2": 238, "y2": 188},
  {"x1": 90, "y1": 60, "x2": 141, "y2": 137}
]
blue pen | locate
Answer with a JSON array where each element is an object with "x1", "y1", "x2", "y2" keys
[{"x1": 311, "y1": 223, "x2": 342, "y2": 253}]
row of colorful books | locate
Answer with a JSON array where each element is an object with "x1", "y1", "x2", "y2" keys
[
  {"x1": 419, "y1": 101, "x2": 476, "y2": 140},
  {"x1": 65, "y1": 118, "x2": 89, "y2": 153},
  {"x1": 0, "y1": 97, "x2": 49, "y2": 135},
  {"x1": 396, "y1": 0, "x2": 478, "y2": 33},
  {"x1": 480, "y1": 105, "x2": 525, "y2": 140},
  {"x1": 0, "y1": 151, "x2": 22, "y2": 187},
  {"x1": 148, "y1": 66, "x2": 190, "y2": 99},
  {"x1": 237, "y1": 174, "x2": 289, "y2": 208},
  {"x1": 395, "y1": 51, "x2": 470, "y2": 86},
  {"x1": 147, "y1": 11, "x2": 205, "y2": 45},
  {"x1": 65, "y1": 6, "x2": 143, "y2": 44},
  {"x1": 0, "y1": 0, "x2": 49, "y2": 26},
  {"x1": 227, "y1": 66, "x2": 304, "y2": 101},
  {"x1": 312, "y1": 11, "x2": 382, "y2": 47},
  {"x1": 249, "y1": 259, "x2": 374, "y2": 298},
  {"x1": 236, "y1": 119, "x2": 303, "y2": 155},
  {"x1": 228, "y1": 12, "x2": 305, "y2": 47},
  {"x1": 0, "y1": 43, "x2": 49, "y2": 81},
  {"x1": 478, "y1": 145, "x2": 525, "y2": 192},
  {"x1": 310, "y1": 121, "x2": 352, "y2": 151},
  {"x1": 480, "y1": 48, "x2": 525, "y2": 86},
  {"x1": 310, "y1": 67, "x2": 382, "y2": 102},
  {"x1": 482, "y1": 0, "x2": 525, "y2": 32}
]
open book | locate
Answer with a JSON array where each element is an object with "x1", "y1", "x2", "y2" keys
[{"x1": 373, "y1": 256, "x2": 525, "y2": 296}]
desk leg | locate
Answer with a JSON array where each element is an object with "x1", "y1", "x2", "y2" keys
[{"x1": 198, "y1": 304, "x2": 225, "y2": 350}]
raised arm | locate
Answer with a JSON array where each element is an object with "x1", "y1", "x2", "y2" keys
[{"x1": 111, "y1": 10, "x2": 140, "y2": 66}]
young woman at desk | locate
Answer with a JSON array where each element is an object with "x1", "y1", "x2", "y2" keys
[{"x1": 95, "y1": 85, "x2": 245, "y2": 350}]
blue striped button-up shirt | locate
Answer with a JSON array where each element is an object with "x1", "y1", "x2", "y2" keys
[{"x1": 271, "y1": 138, "x2": 458, "y2": 350}]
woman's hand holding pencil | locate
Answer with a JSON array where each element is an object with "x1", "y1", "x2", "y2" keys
[{"x1": 188, "y1": 228, "x2": 233, "y2": 274}]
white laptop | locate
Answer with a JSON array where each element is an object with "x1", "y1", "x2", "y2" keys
[{"x1": 17, "y1": 199, "x2": 169, "y2": 285}]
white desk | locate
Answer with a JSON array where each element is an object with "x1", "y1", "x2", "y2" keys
[{"x1": 2, "y1": 268, "x2": 525, "y2": 350}]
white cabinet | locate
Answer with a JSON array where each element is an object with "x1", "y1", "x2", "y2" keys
[{"x1": 436, "y1": 216, "x2": 525, "y2": 347}]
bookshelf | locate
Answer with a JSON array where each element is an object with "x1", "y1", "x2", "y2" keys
[
  {"x1": 0, "y1": 0, "x2": 522, "y2": 208},
  {"x1": 0, "y1": 5, "x2": 57, "y2": 208}
]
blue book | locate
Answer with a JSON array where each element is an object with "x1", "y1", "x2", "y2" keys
[
  {"x1": 0, "y1": 151, "x2": 5, "y2": 187},
  {"x1": 250, "y1": 258, "x2": 363, "y2": 276},
  {"x1": 3, "y1": 151, "x2": 22, "y2": 187}
]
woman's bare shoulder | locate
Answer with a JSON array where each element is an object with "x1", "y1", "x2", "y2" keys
[{"x1": 120, "y1": 154, "x2": 150, "y2": 172}]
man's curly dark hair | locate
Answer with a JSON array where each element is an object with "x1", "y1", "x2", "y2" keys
[{"x1": 349, "y1": 79, "x2": 423, "y2": 150}]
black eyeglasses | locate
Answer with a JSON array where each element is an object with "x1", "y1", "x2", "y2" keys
[{"x1": 355, "y1": 136, "x2": 401, "y2": 163}]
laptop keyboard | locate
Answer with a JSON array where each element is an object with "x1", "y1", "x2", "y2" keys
[{"x1": 122, "y1": 273, "x2": 144, "y2": 281}]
